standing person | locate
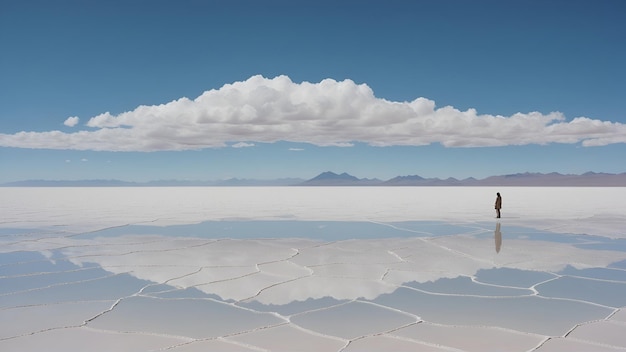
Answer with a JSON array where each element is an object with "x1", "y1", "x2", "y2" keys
[{"x1": 495, "y1": 192, "x2": 502, "y2": 218}]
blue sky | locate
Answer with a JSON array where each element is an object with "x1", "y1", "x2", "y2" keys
[{"x1": 1, "y1": 0, "x2": 625, "y2": 182}]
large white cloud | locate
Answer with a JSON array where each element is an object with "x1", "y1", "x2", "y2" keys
[{"x1": 1, "y1": 75, "x2": 625, "y2": 151}]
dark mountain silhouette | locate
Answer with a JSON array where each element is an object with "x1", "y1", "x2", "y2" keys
[
  {"x1": 299, "y1": 171, "x2": 381, "y2": 186},
  {"x1": 384, "y1": 175, "x2": 426, "y2": 185}
]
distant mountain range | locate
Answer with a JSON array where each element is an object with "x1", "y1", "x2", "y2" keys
[
  {"x1": 301, "y1": 171, "x2": 382, "y2": 186},
  {"x1": 2, "y1": 171, "x2": 626, "y2": 187},
  {"x1": 298, "y1": 171, "x2": 626, "y2": 186}
]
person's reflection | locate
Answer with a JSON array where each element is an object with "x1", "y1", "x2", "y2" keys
[{"x1": 494, "y1": 222, "x2": 502, "y2": 253}]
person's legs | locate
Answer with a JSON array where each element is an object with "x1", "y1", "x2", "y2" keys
[{"x1": 496, "y1": 209, "x2": 501, "y2": 218}]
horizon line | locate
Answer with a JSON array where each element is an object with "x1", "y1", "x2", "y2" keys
[{"x1": 2, "y1": 170, "x2": 626, "y2": 187}]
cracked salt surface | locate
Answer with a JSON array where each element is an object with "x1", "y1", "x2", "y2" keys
[{"x1": 1, "y1": 187, "x2": 626, "y2": 351}]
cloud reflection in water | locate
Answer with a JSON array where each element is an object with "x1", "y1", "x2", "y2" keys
[{"x1": 2, "y1": 220, "x2": 626, "y2": 351}]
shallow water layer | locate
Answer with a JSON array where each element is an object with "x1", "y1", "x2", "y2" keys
[{"x1": 1, "y1": 219, "x2": 626, "y2": 351}]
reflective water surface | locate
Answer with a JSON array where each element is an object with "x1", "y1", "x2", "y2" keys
[{"x1": 2, "y1": 219, "x2": 626, "y2": 351}]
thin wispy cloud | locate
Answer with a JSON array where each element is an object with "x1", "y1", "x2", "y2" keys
[
  {"x1": 231, "y1": 142, "x2": 255, "y2": 148},
  {"x1": 2, "y1": 75, "x2": 625, "y2": 151}
]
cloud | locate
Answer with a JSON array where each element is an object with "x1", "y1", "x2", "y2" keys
[
  {"x1": 289, "y1": 148, "x2": 305, "y2": 151},
  {"x1": 1, "y1": 75, "x2": 625, "y2": 151},
  {"x1": 231, "y1": 142, "x2": 255, "y2": 148},
  {"x1": 64, "y1": 116, "x2": 80, "y2": 127}
]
